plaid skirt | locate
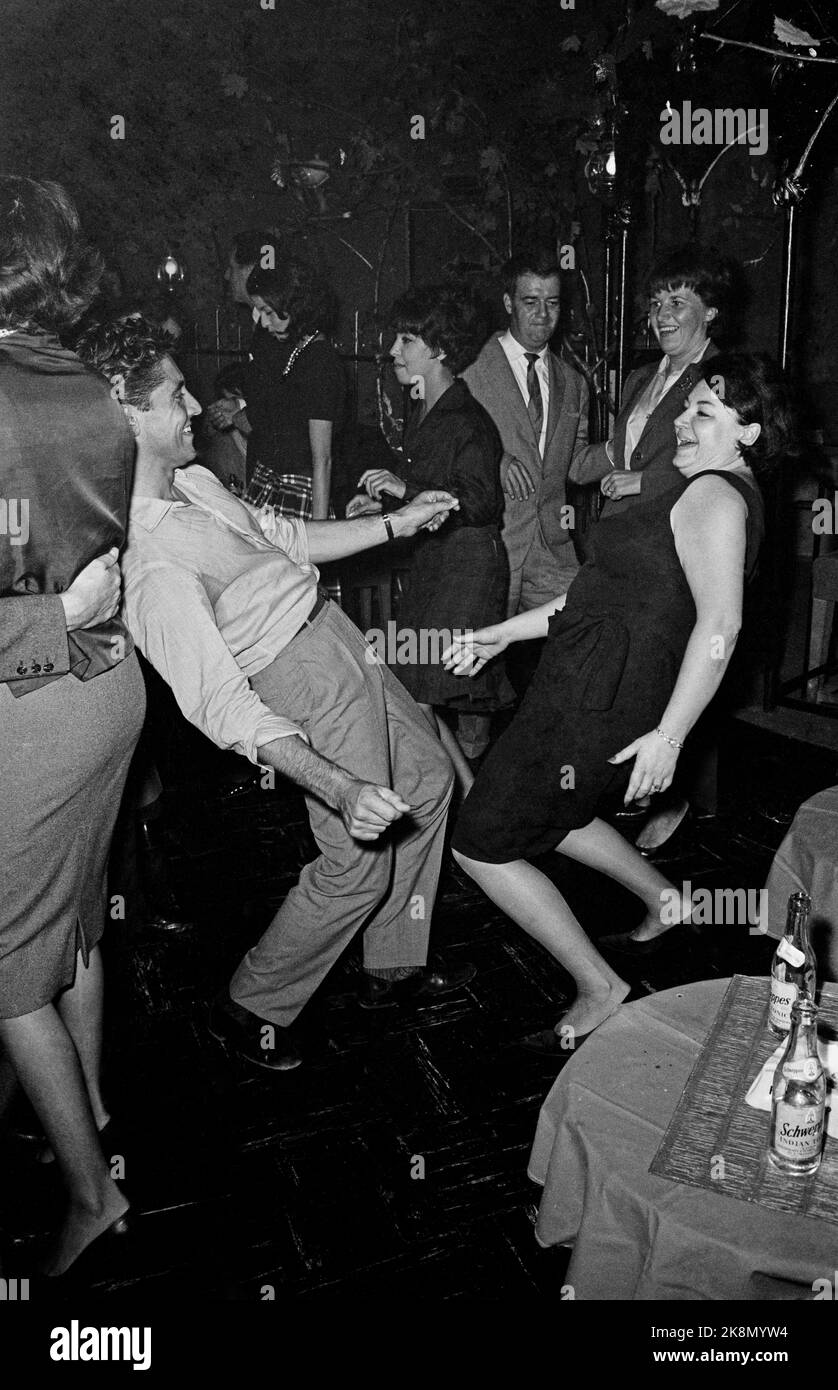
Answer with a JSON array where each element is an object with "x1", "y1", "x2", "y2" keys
[{"x1": 244, "y1": 466, "x2": 342, "y2": 604}]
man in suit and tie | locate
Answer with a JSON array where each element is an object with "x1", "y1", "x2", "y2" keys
[{"x1": 463, "y1": 251, "x2": 610, "y2": 620}]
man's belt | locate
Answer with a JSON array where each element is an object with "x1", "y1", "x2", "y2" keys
[{"x1": 292, "y1": 588, "x2": 328, "y2": 640}]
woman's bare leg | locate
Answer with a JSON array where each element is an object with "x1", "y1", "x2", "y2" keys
[
  {"x1": 452, "y1": 850, "x2": 629, "y2": 1036},
  {"x1": 417, "y1": 703, "x2": 475, "y2": 797},
  {"x1": 0, "y1": 1044, "x2": 19, "y2": 1122},
  {"x1": 55, "y1": 945, "x2": 109, "y2": 1130},
  {"x1": 558, "y1": 817, "x2": 692, "y2": 940},
  {"x1": 0, "y1": 981, "x2": 127, "y2": 1275}
]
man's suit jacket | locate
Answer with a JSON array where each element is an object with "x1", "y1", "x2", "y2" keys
[{"x1": 462, "y1": 335, "x2": 607, "y2": 573}]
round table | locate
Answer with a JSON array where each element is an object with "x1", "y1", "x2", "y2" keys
[{"x1": 528, "y1": 978, "x2": 838, "y2": 1300}]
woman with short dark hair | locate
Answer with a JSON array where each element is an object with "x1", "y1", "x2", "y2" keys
[
  {"x1": 444, "y1": 354, "x2": 797, "y2": 1049},
  {"x1": 592, "y1": 242, "x2": 741, "y2": 508},
  {"x1": 0, "y1": 176, "x2": 142, "y2": 1275},
  {"x1": 241, "y1": 258, "x2": 345, "y2": 519},
  {"x1": 353, "y1": 283, "x2": 513, "y2": 791}
]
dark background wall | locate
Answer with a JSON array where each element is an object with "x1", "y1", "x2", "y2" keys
[{"x1": 2, "y1": 0, "x2": 837, "y2": 435}]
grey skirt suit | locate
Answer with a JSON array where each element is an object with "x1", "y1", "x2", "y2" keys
[{"x1": 0, "y1": 329, "x2": 145, "y2": 1018}]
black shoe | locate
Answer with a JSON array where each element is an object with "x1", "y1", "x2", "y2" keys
[
  {"x1": 636, "y1": 801, "x2": 692, "y2": 857},
  {"x1": 359, "y1": 960, "x2": 476, "y2": 1009},
  {"x1": 598, "y1": 922, "x2": 693, "y2": 956},
  {"x1": 207, "y1": 995, "x2": 302, "y2": 1071},
  {"x1": 141, "y1": 903, "x2": 194, "y2": 934}
]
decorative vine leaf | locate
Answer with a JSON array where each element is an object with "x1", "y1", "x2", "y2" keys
[
  {"x1": 774, "y1": 17, "x2": 820, "y2": 48},
  {"x1": 655, "y1": 0, "x2": 719, "y2": 16}
]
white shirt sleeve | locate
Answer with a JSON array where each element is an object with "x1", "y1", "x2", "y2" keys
[
  {"x1": 238, "y1": 501, "x2": 311, "y2": 568},
  {"x1": 123, "y1": 561, "x2": 307, "y2": 764}
]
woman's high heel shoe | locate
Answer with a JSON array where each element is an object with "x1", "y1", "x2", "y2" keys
[{"x1": 39, "y1": 1206, "x2": 133, "y2": 1283}]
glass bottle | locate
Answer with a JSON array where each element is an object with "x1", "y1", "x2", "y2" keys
[
  {"x1": 768, "y1": 891, "x2": 816, "y2": 1036},
  {"x1": 768, "y1": 996, "x2": 826, "y2": 1176}
]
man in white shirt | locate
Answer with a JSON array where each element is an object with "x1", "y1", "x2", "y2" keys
[{"x1": 77, "y1": 316, "x2": 473, "y2": 1073}]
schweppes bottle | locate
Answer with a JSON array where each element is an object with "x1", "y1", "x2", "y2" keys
[
  {"x1": 768, "y1": 892, "x2": 816, "y2": 1036},
  {"x1": 768, "y1": 997, "x2": 825, "y2": 1176}
]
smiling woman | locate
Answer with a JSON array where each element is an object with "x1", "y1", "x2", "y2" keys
[
  {"x1": 355, "y1": 282, "x2": 513, "y2": 795},
  {"x1": 579, "y1": 242, "x2": 741, "y2": 512},
  {"x1": 444, "y1": 352, "x2": 798, "y2": 1049}
]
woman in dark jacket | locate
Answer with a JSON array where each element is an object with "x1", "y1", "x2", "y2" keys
[
  {"x1": 579, "y1": 243, "x2": 739, "y2": 850},
  {"x1": 353, "y1": 284, "x2": 513, "y2": 792},
  {"x1": 0, "y1": 177, "x2": 143, "y2": 1275}
]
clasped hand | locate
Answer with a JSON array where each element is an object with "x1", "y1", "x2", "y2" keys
[
  {"x1": 608, "y1": 729, "x2": 680, "y2": 804},
  {"x1": 358, "y1": 468, "x2": 406, "y2": 501},
  {"x1": 206, "y1": 398, "x2": 240, "y2": 432}
]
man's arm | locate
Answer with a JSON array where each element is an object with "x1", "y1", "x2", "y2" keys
[
  {"x1": 256, "y1": 734, "x2": 410, "y2": 841},
  {"x1": 303, "y1": 491, "x2": 459, "y2": 563}
]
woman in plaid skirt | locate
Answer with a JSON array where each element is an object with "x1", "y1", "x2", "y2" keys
[{"x1": 242, "y1": 259, "x2": 346, "y2": 602}]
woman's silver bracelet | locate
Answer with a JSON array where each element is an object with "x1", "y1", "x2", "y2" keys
[{"x1": 655, "y1": 726, "x2": 684, "y2": 751}]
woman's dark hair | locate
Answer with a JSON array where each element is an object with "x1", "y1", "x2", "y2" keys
[
  {"x1": 389, "y1": 283, "x2": 492, "y2": 376},
  {"x1": 695, "y1": 352, "x2": 799, "y2": 477},
  {"x1": 647, "y1": 243, "x2": 742, "y2": 340},
  {"x1": 0, "y1": 176, "x2": 103, "y2": 331},
  {"x1": 246, "y1": 258, "x2": 338, "y2": 339},
  {"x1": 74, "y1": 313, "x2": 175, "y2": 408}
]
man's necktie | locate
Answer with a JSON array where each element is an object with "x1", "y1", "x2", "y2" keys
[{"x1": 525, "y1": 352, "x2": 543, "y2": 450}]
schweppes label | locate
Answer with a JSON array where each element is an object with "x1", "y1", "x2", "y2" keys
[
  {"x1": 769, "y1": 979, "x2": 798, "y2": 1031},
  {"x1": 772, "y1": 1104, "x2": 823, "y2": 1160}
]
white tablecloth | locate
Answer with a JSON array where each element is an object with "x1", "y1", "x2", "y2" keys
[{"x1": 528, "y1": 979, "x2": 838, "y2": 1300}]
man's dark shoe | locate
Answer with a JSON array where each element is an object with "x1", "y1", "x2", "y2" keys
[
  {"x1": 207, "y1": 994, "x2": 302, "y2": 1071},
  {"x1": 359, "y1": 960, "x2": 476, "y2": 1009}
]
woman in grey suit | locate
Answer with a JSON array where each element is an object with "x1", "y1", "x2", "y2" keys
[{"x1": 0, "y1": 178, "x2": 142, "y2": 1276}]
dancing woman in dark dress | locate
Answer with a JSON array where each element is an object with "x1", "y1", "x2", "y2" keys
[
  {"x1": 444, "y1": 355, "x2": 797, "y2": 1049},
  {"x1": 353, "y1": 285, "x2": 513, "y2": 792}
]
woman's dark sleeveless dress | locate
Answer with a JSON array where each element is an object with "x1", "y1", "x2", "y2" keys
[{"x1": 452, "y1": 471, "x2": 763, "y2": 863}]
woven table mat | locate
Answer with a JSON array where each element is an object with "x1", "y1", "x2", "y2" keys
[{"x1": 649, "y1": 974, "x2": 838, "y2": 1223}]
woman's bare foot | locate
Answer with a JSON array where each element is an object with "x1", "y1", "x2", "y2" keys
[
  {"x1": 555, "y1": 979, "x2": 631, "y2": 1041},
  {"x1": 624, "y1": 898, "x2": 693, "y2": 944},
  {"x1": 39, "y1": 1185, "x2": 130, "y2": 1277}
]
